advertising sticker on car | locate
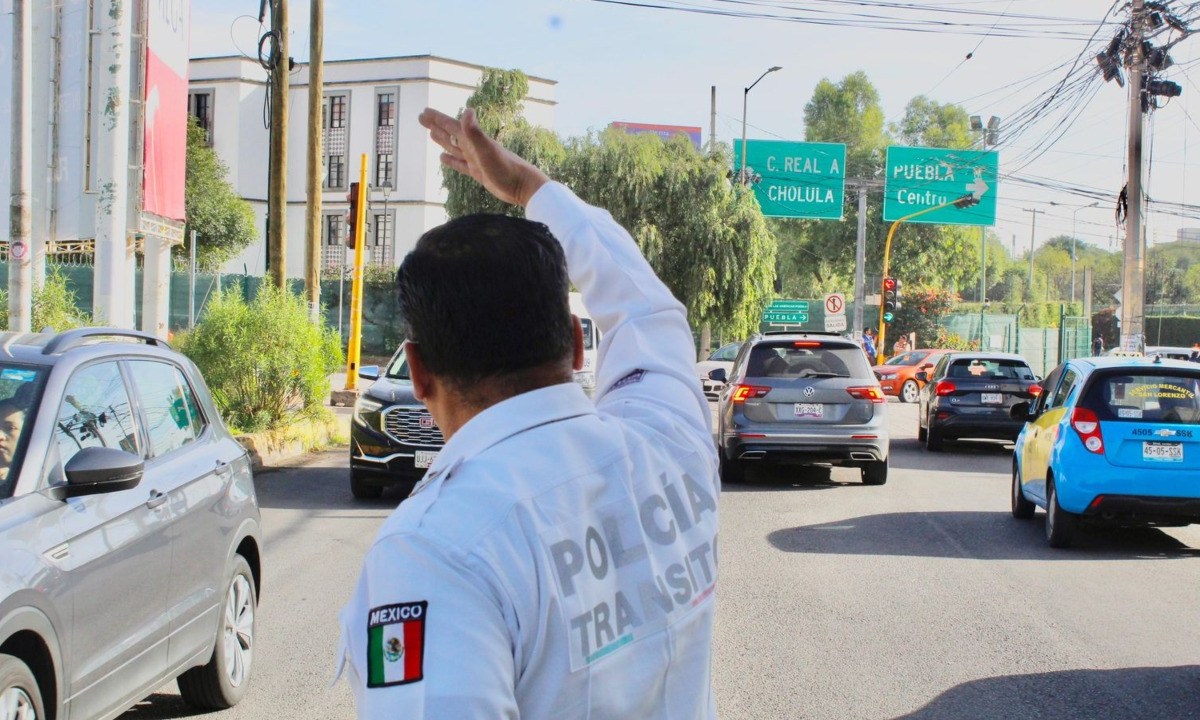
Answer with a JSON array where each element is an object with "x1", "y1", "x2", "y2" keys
[
  {"x1": 794, "y1": 403, "x2": 823, "y2": 418},
  {"x1": 414, "y1": 450, "x2": 439, "y2": 469},
  {"x1": 1143, "y1": 441, "x2": 1183, "y2": 462}
]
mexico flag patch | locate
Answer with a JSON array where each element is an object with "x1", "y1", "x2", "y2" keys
[{"x1": 366, "y1": 601, "x2": 427, "y2": 688}]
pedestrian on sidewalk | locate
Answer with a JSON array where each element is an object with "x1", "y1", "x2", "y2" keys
[{"x1": 336, "y1": 107, "x2": 719, "y2": 719}]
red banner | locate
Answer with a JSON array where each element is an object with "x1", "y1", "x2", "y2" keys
[{"x1": 143, "y1": 0, "x2": 190, "y2": 221}]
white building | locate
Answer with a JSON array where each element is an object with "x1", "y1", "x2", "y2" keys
[{"x1": 188, "y1": 55, "x2": 558, "y2": 278}]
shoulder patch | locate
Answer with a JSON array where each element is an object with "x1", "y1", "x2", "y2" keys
[
  {"x1": 366, "y1": 601, "x2": 427, "y2": 688},
  {"x1": 611, "y1": 369, "x2": 646, "y2": 391}
]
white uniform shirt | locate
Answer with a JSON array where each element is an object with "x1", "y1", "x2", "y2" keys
[{"x1": 338, "y1": 182, "x2": 719, "y2": 719}]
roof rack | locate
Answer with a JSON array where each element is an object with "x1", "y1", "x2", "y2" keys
[{"x1": 43, "y1": 328, "x2": 171, "y2": 355}]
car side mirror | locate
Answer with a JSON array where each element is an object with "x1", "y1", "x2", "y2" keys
[
  {"x1": 358, "y1": 365, "x2": 381, "y2": 381},
  {"x1": 708, "y1": 368, "x2": 728, "y2": 383},
  {"x1": 920, "y1": 363, "x2": 933, "y2": 370},
  {"x1": 63, "y1": 447, "x2": 143, "y2": 497},
  {"x1": 1010, "y1": 401, "x2": 1035, "y2": 422},
  {"x1": 916, "y1": 371, "x2": 928, "y2": 383}
]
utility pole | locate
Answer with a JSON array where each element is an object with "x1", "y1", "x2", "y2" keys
[
  {"x1": 1021, "y1": 208, "x2": 1044, "y2": 292},
  {"x1": 979, "y1": 226, "x2": 987, "y2": 348},
  {"x1": 699, "y1": 85, "x2": 717, "y2": 356},
  {"x1": 1122, "y1": 0, "x2": 1147, "y2": 350},
  {"x1": 8, "y1": 0, "x2": 32, "y2": 331},
  {"x1": 268, "y1": 0, "x2": 289, "y2": 289},
  {"x1": 852, "y1": 182, "x2": 868, "y2": 338},
  {"x1": 304, "y1": 0, "x2": 323, "y2": 319}
]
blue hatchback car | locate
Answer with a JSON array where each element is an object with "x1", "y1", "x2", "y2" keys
[{"x1": 1011, "y1": 356, "x2": 1200, "y2": 547}]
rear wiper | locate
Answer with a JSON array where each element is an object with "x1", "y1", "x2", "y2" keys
[{"x1": 800, "y1": 372, "x2": 848, "y2": 378}]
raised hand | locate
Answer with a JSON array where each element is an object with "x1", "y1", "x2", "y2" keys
[{"x1": 418, "y1": 107, "x2": 549, "y2": 208}]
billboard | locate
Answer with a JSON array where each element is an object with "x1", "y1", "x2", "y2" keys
[
  {"x1": 610, "y1": 122, "x2": 703, "y2": 149},
  {"x1": 143, "y1": 0, "x2": 191, "y2": 221}
]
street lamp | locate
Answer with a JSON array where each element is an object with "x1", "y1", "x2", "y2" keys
[
  {"x1": 740, "y1": 66, "x2": 782, "y2": 184},
  {"x1": 1050, "y1": 200, "x2": 1101, "y2": 305}
]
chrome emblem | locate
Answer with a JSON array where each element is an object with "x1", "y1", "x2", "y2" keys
[
  {"x1": 1155, "y1": 428, "x2": 1177, "y2": 437},
  {"x1": 984, "y1": 384, "x2": 1001, "y2": 391},
  {"x1": 803, "y1": 386, "x2": 816, "y2": 398},
  {"x1": 419, "y1": 415, "x2": 435, "y2": 429}
]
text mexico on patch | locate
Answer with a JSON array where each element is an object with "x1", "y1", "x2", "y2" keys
[{"x1": 367, "y1": 601, "x2": 427, "y2": 688}]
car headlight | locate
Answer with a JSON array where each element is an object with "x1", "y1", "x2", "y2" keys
[{"x1": 354, "y1": 396, "x2": 384, "y2": 428}]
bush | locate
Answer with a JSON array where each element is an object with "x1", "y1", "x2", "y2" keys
[
  {"x1": 34, "y1": 268, "x2": 92, "y2": 331},
  {"x1": 178, "y1": 285, "x2": 343, "y2": 432}
]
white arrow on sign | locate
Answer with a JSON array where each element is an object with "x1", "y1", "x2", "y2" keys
[{"x1": 967, "y1": 168, "x2": 990, "y2": 200}]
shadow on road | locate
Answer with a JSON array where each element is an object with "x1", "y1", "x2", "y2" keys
[
  {"x1": 253, "y1": 462, "x2": 409, "y2": 512},
  {"x1": 893, "y1": 665, "x2": 1200, "y2": 719},
  {"x1": 721, "y1": 463, "x2": 855, "y2": 493},
  {"x1": 119, "y1": 693, "x2": 205, "y2": 720},
  {"x1": 768, "y1": 511, "x2": 1200, "y2": 560},
  {"x1": 888, "y1": 438, "x2": 1014, "y2": 473}
]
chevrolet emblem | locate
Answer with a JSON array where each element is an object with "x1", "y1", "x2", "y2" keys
[{"x1": 1155, "y1": 428, "x2": 1177, "y2": 437}]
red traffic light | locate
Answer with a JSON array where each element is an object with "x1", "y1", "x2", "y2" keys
[
  {"x1": 346, "y1": 182, "x2": 360, "y2": 248},
  {"x1": 882, "y1": 277, "x2": 897, "y2": 292}
]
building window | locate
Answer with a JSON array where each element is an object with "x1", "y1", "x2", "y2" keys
[
  {"x1": 374, "y1": 90, "x2": 396, "y2": 188},
  {"x1": 323, "y1": 92, "x2": 349, "y2": 191},
  {"x1": 188, "y1": 91, "x2": 215, "y2": 145},
  {"x1": 370, "y1": 212, "x2": 393, "y2": 266},
  {"x1": 322, "y1": 213, "x2": 346, "y2": 269}
]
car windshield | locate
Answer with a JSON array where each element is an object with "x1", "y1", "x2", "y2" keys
[
  {"x1": 385, "y1": 346, "x2": 411, "y2": 380},
  {"x1": 885, "y1": 351, "x2": 929, "y2": 367},
  {"x1": 0, "y1": 364, "x2": 47, "y2": 499},
  {"x1": 946, "y1": 358, "x2": 1036, "y2": 381},
  {"x1": 709, "y1": 343, "x2": 740, "y2": 362},
  {"x1": 745, "y1": 342, "x2": 872, "y2": 379},
  {"x1": 1082, "y1": 371, "x2": 1200, "y2": 424}
]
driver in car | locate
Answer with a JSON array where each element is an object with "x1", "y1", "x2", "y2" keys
[{"x1": 0, "y1": 399, "x2": 27, "y2": 484}]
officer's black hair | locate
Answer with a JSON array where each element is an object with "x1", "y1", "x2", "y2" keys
[{"x1": 396, "y1": 214, "x2": 574, "y2": 402}]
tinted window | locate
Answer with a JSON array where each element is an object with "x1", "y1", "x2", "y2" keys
[
  {"x1": 55, "y1": 363, "x2": 140, "y2": 467},
  {"x1": 710, "y1": 343, "x2": 741, "y2": 362},
  {"x1": 946, "y1": 358, "x2": 1035, "y2": 381},
  {"x1": 386, "y1": 345, "x2": 410, "y2": 380},
  {"x1": 745, "y1": 342, "x2": 871, "y2": 379},
  {"x1": 1048, "y1": 369, "x2": 1079, "y2": 409},
  {"x1": 1034, "y1": 365, "x2": 1065, "y2": 414},
  {"x1": 129, "y1": 361, "x2": 205, "y2": 457},
  {"x1": 0, "y1": 365, "x2": 46, "y2": 498},
  {"x1": 1081, "y1": 371, "x2": 1200, "y2": 424}
]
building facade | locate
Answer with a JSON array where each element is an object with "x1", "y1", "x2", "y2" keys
[{"x1": 188, "y1": 55, "x2": 557, "y2": 279}]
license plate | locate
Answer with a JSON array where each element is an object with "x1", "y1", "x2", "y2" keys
[
  {"x1": 1143, "y1": 441, "x2": 1183, "y2": 463},
  {"x1": 794, "y1": 403, "x2": 823, "y2": 418},
  {"x1": 981, "y1": 393, "x2": 1003, "y2": 404},
  {"x1": 414, "y1": 450, "x2": 439, "y2": 469}
]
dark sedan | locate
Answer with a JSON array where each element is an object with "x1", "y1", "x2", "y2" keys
[
  {"x1": 917, "y1": 352, "x2": 1042, "y2": 451},
  {"x1": 349, "y1": 345, "x2": 445, "y2": 500}
]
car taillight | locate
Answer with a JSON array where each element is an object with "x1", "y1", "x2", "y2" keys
[
  {"x1": 1029, "y1": 384, "x2": 1043, "y2": 397},
  {"x1": 935, "y1": 381, "x2": 956, "y2": 396},
  {"x1": 846, "y1": 386, "x2": 886, "y2": 403},
  {"x1": 731, "y1": 384, "x2": 771, "y2": 403},
  {"x1": 1071, "y1": 407, "x2": 1104, "y2": 454}
]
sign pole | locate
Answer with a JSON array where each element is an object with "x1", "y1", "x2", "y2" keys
[{"x1": 343, "y1": 156, "x2": 368, "y2": 392}]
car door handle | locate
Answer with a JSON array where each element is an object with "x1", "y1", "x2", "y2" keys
[{"x1": 146, "y1": 490, "x2": 168, "y2": 509}]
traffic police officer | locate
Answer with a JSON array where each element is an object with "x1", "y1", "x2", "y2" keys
[{"x1": 336, "y1": 107, "x2": 720, "y2": 718}]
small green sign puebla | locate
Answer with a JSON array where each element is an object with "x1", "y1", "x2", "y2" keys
[
  {"x1": 734, "y1": 140, "x2": 847, "y2": 220},
  {"x1": 883, "y1": 146, "x2": 999, "y2": 226},
  {"x1": 763, "y1": 300, "x2": 809, "y2": 325}
]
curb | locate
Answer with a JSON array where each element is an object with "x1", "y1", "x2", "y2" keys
[{"x1": 235, "y1": 413, "x2": 352, "y2": 472}]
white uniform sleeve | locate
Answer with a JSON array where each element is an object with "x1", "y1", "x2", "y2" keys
[
  {"x1": 342, "y1": 533, "x2": 518, "y2": 720},
  {"x1": 526, "y1": 182, "x2": 712, "y2": 446}
]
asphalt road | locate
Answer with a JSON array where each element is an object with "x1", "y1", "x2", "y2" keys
[{"x1": 123, "y1": 401, "x2": 1200, "y2": 719}]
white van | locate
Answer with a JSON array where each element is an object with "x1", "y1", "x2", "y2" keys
[{"x1": 569, "y1": 291, "x2": 601, "y2": 394}]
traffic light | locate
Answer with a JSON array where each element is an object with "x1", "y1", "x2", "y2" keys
[
  {"x1": 883, "y1": 277, "x2": 902, "y2": 323},
  {"x1": 346, "y1": 182, "x2": 360, "y2": 248}
]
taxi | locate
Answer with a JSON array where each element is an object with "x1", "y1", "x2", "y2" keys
[{"x1": 1010, "y1": 356, "x2": 1200, "y2": 547}]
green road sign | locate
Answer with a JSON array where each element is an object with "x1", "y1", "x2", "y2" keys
[
  {"x1": 883, "y1": 146, "x2": 999, "y2": 226},
  {"x1": 734, "y1": 140, "x2": 846, "y2": 220},
  {"x1": 763, "y1": 300, "x2": 809, "y2": 325}
]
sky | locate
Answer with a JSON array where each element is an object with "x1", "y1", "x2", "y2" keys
[{"x1": 190, "y1": 0, "x2": 1200, "y2": 261}]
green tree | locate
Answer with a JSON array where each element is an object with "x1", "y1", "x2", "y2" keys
[
  {"x1": 184, "y1": 116, "x2": 256, "y2": 269},
  {"x1": 892, "y1": 96, "x2": 973, "y2": 150}
]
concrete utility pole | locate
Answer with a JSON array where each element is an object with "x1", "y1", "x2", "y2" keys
[
  {"x1": 93, "y1": 0, "x2": 135, "y2": 327},
  {"x1": 1021, "y1": 208, "x2": 1044, "y2": 291},
  {"x1": 1121, "y1": 0, "x2": 1147, "y2": 350},
  {"x1": 8, "y1": 0, "x2": 32, "y2": 331},
  {"x1": 852, "y1": 183, "x2": 867, "y2": 338},
  {"x1": 268, "y1": 0, "x2": 289, "y2": 288},
  {"x1": 698, "y1": 85, "x2": 717, "y2": 356},
  {"x1": 304, "y1": 0, "x2": 323, "y2": 319}
]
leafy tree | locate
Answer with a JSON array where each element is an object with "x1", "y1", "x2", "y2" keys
[
  {"x1": 183, "y1": 116, "x2": 256, "y2": 270},
  {"x1": 892, "y1": 96, "x2": 973, "y2": 150}
]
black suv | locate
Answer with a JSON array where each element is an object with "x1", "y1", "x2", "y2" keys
[{"x1": 349, "y1": 344, "x2": 445, "y2": 500}]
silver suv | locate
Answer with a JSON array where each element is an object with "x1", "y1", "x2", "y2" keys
[
  {"x1": 0, "y1": 329, "x2": 262, "y2": 719},
  {"x1": 715, "y1": 332, "x2": 890, "y2": 485}
]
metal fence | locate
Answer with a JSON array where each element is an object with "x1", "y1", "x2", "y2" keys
[{"x1": 938, "y1": 307, "x2": 1092, "y2": 378}]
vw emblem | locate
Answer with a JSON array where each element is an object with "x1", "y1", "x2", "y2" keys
[
  {"x1": 803, "y1": 386, "x2": 816, "y2": 398},
  {"x1": 419, "y1": 415, "x2": 435, "y2": 429}
]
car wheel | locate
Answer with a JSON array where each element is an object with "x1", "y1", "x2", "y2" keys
[
  {"x1": 719, "y1": 453, "x2": 745, "y2": 484},
  {"x1": 350, "y1": 467, "x2": 384, "y2": 500},
  {"x1": 178, "y1": 555, "x2": 256, "y2": 710},
  {"x1": 1045, "y1": 480, "x2": 1077, "y2": 548},
  {"x1": 0, "y1": 653, "x2": 46, "y2": 720},
  {"x1": 861, "y1": 459, "x2": 888, "y2": 485},
  {"x1": 900, "y1": 380, "x2": 920, "y2": 404},
  {"x1": 925, "y1": 419, "x2": 944, "y2": 452},
  {"x1": 1011, "y1": 462, "x2": 1035, "y2": 519}
]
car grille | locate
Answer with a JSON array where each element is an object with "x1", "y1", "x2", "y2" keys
[{"x1": 382, "y1": 406, "x2": 445, "y2": 448}]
